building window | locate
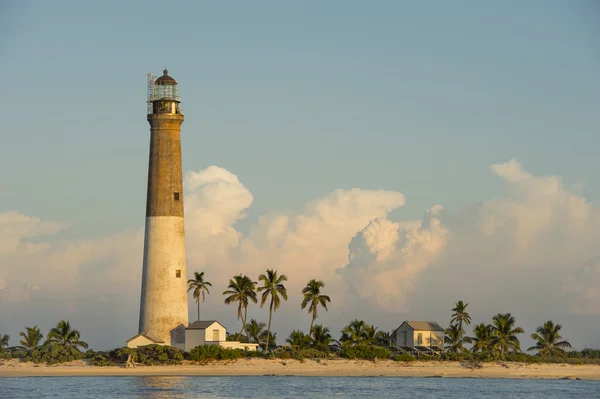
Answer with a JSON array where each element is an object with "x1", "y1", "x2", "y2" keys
[
  {"x1": 175, "y1": 270, "x2": 181, "y2": 278},
  {"x1": 174, "y1": 192, "x2": 180, "y2": 201}
]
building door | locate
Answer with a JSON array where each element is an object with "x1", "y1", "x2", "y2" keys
[
  {"x1": 212, "y1": 329, "x2": 220, "y2": 341},
  {"x1": 417, "y1": 333, "x2": 423, "y2": 345},
  {"x1": 403, "y1": 331, "x2": 407, "y2": 346}
]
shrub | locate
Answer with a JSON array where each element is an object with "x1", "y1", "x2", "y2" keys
[
  {"x1": 294, "y1": 348, "x2": 329, "y2": 360},
  {"x1": 88, "y1": 354, "x2": 117, "y2": 367},
  {"x1": 392, "y1": 353, "x2": 416, "y2": 362},
  {"x1": 187, "y1": 345, "x2": 243, "y2": 363},
  {"x1": 8, "y1": 349, "x2": 28, "y2": 359},
  {"x1": 109, "y1": 347, "x2": 138, "y2": 364},
  {"x1": 339, "y1": 344, "x2": 391, "y2": 360},
  {"x1": 472, "y1": 351, "x2": 501, "y2": 362},
  {"x1": 568, "y1": 349, "x2": 600, "y2": 359},
  {"x1": 25, "y1": 343, "x2": 84, "y2": 365},
  {"x1": 134, "y1": 344, "x2": 184, "y2": 365}
]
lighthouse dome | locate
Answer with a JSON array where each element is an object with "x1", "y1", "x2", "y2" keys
[{"x1": 155, "y1": 69, "x2": 177, "y2": 85}]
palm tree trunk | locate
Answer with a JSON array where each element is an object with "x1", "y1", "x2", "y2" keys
[
  {"x1": 309, "y1": 303, "x2": 316, "y2": 334},
  {"x1": 243, "y1": 306, "x2": 249, "y2": 342},
  {"x1": 458, "y1": 320, "x2": 463, "y2": 350},
  {"x1": 238, "y1": 303, "x2": 244, "y2": 337},
  {"x1": 197, "y1": 299, "x2": 201, "y2": 321},
  {"x1": 266, "y1": 297, "x2": 274, "y2": 352}
]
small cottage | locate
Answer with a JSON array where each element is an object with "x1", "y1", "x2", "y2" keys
[
  {"x1": 391, "y1": 321, "x2": 444, "y2": 348},
  {"x1": 184, "y1": 320, "x2": 258, "y2": 352},
  {"x1": 126, "y1": 332, "x2": 165, "y2": 348},
  {"x1": 127, "y1": 320, "x2": 259, "y2": 352}
]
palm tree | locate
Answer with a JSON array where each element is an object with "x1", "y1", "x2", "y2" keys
[
  {"x1": 362, "y1": 324, "x2": 379, "y2": 345},
  {"x1": 257, "y1": 269, "x2": 288, "y2": 352},
  {"x1": 451, "y1": 301, "x2": 471, "y2": 342},
  {"x1": 301, "y1": 279, "x2": 331, "y2": 332},
  {"x1": 376, "y1": 331, "x2": 392, "y2": 347},
  {"x1": 245, "y1": 319, "x2": 266, "y2": 344},
  {"x1": 286, "y1": 330, "x2": 310, "y2": 348},
  {"x1": 223, "y1": 274, "x2": 258, "y2": 338},
  {"x1": 0, "y1": 334, "x2": 9, "y2": 354},
  {"x1": 340, "y1": 319, "x2": 369, "y2": 346},
  {"x1": 490, "y1": 313, "x2": 524, "y2": 358},
  {"x1": 259, "y1": 331, "x2": 277, "y2": 350},
  {"x1": 527, "y1": 320, "x2": 572, "y2": 357},
  {"x1": 187, "y1": 271, "x2": 212, "y2": 321},
  {"x1": 445, "y1": 324, "x2": 471, "y2": 354},
  {"x1": 19, "y1": 326, "x2": 43, "y2": 351},
  {"x1": 310, "y1": 324, "x2": 334, "y2": 352},
  {"x1": 470, "y1": 323, "x2": 495, "y2": 354},
  {"x1": 45, "y1": 320, "x2": 88, "y2": 350}
]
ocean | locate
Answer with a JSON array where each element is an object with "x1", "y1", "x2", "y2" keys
[{"x1": 1, "y1": 376, "x2": 598, "y2": 398}]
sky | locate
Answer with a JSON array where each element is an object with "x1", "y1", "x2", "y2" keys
[{"x1": 0, "y1": 0, "x2": 599, "y2": 351}]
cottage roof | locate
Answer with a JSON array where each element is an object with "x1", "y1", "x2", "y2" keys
[
  {"x1": 186, "y1": 320, "x2": 225, "y2": 330},
  {"x1": 396, "y1": 321, "x2": 444, "y2": 332},
  {"x1": 126, "y1": 332, "x2": 165, "y2": 344}
]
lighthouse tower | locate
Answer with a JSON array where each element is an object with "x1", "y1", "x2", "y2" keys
[{"x1": 137, "y1": 69, "x2": 188, "y2": 348}]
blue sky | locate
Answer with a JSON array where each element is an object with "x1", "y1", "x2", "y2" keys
[
  {"x1": 2, "y1": 0, "x2": 598, "y2": 239},
  {"x1": 2, "y1": 1, "x2": 600, "y2": 349}
]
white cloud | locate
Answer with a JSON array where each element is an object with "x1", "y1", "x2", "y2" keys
[
  {"x1": 1, "y1": 159, "x2": 600, "y2": 349},
  {"x1": 337, "y1": 205, "x2": 449, "y2": 311}
]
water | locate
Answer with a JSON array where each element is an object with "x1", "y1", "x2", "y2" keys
[{"x1": 0, "y1": 376, "x2": 598, "y2": 398}]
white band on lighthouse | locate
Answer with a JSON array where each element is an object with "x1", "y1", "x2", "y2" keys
[{"x1": 139, "y1": 216, "x2": 188, "y2": 347}]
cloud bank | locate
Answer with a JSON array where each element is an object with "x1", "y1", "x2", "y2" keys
[{"x1": 1, "y1": 159, "x2": 600, "y2": 349}]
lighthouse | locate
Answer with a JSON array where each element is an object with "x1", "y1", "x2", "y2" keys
[{"x1": 134, "y1": 69, "x2": 188, "y2": 349}]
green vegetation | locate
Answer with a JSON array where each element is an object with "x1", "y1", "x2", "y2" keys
[
  {"x1": 527, "y1": 320, "x2": 572, "y2": 357},
  {"x1": 0, "y1": 333, "x2": 10, "y2": 359},
  {"x1": 257, "y1": 269, "x2": 288, "y2": 352},
  {"x1": 19, "y1": 326, "x2": 43, "y2": 351},
  {"x1": 3, "y1": 274, "x2": 600, "y2": 367},
  {"x1": 301, "y1": 279, "x2": 331, "y2": 332},
  {"x1": 339, "y1": 343, "x2": 391, "y2": 360},
  {"x1": 392, "y1": 353, "x2": 417, "y2": 362},
  {"x1": 187, "y1": 271, "x2": 212, "y2": 322},
  {"x1": 187, "y1": 345, "x2": 243, "y2": 363},
  {"x1": 223, "y1": 274, "x2": 258, "y2": 340},
  {"x1": 26, "y1": 343, "x2": 84, "y2": 365},
  {"x1": 45, "y1": 320, "x2": 89, "y2": 351}
]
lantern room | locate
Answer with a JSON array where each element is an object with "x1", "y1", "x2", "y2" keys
[{"x1": 147, "y1": 69, "x2": 182, "y2": 115}]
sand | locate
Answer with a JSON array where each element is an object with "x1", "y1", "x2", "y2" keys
[{"x1": 1, "y1": 358, "x2": 599, "y2": 380}]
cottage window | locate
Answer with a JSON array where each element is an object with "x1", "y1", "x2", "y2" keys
[
  {"x1": 174, "y1": 192, "x2": 180, "y2": 201},
  {"x1": 175, "y1": 270, "x2": 181, "y2": 278}
]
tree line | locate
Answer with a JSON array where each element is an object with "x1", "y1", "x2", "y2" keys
[
  {"x1": 0, "y1": 270, "x2": 595, "y2": 363},
  {"x1": 188, "y1": 271, "x2": 578, "y2": 359}
]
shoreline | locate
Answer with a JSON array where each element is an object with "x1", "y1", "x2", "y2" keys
[{"x1": 1, "y1": 359, "x2": 599, "y2": 380}]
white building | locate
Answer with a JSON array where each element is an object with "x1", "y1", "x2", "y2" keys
[
  {"x1": 391, "y1": 321, "x2": 445, "y2": 348},
  {"x1": 126, "y1": 332, "x2": 166, "y2": 348},
  {"x1": 185, "y1": 320, "x2": 258, "y2": 352},
  {"x1": 127, "y1": 320, "x2": 258, "y2": 352}
]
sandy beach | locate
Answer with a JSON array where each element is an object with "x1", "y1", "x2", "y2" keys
[{"x1": 1, "y1": 358, "x2": 599, "y2": 380}]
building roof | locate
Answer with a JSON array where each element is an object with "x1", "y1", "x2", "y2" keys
[
  {"x1": 396, "y1": 321, "x2": 445, "y2": 332},
  {"x1": 126, "y1": 332, "x2": 165, "y2": 344},
  {"x1": 186, "y1": 320, "x2": 226, "y2": 330},
  {"x1": 155, "y1": 69, "x2": 177, "y2": 85}
]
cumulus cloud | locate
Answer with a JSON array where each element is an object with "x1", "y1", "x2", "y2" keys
[
  {"x1": 562, "y1": 256, "x2": 600, "y2": 315},
  {"x1": 337, "y1": 205, "x2": 449, "y2": 311},
  {"x1": 0, "y1": 211, "x2": 65, "y2": 254},
  {"x1": 1, "y1": 159, "x2": 600, "y2": 349},
  {"x1": 184, "y1": 166, "x2": 253, "y2": 265}
]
